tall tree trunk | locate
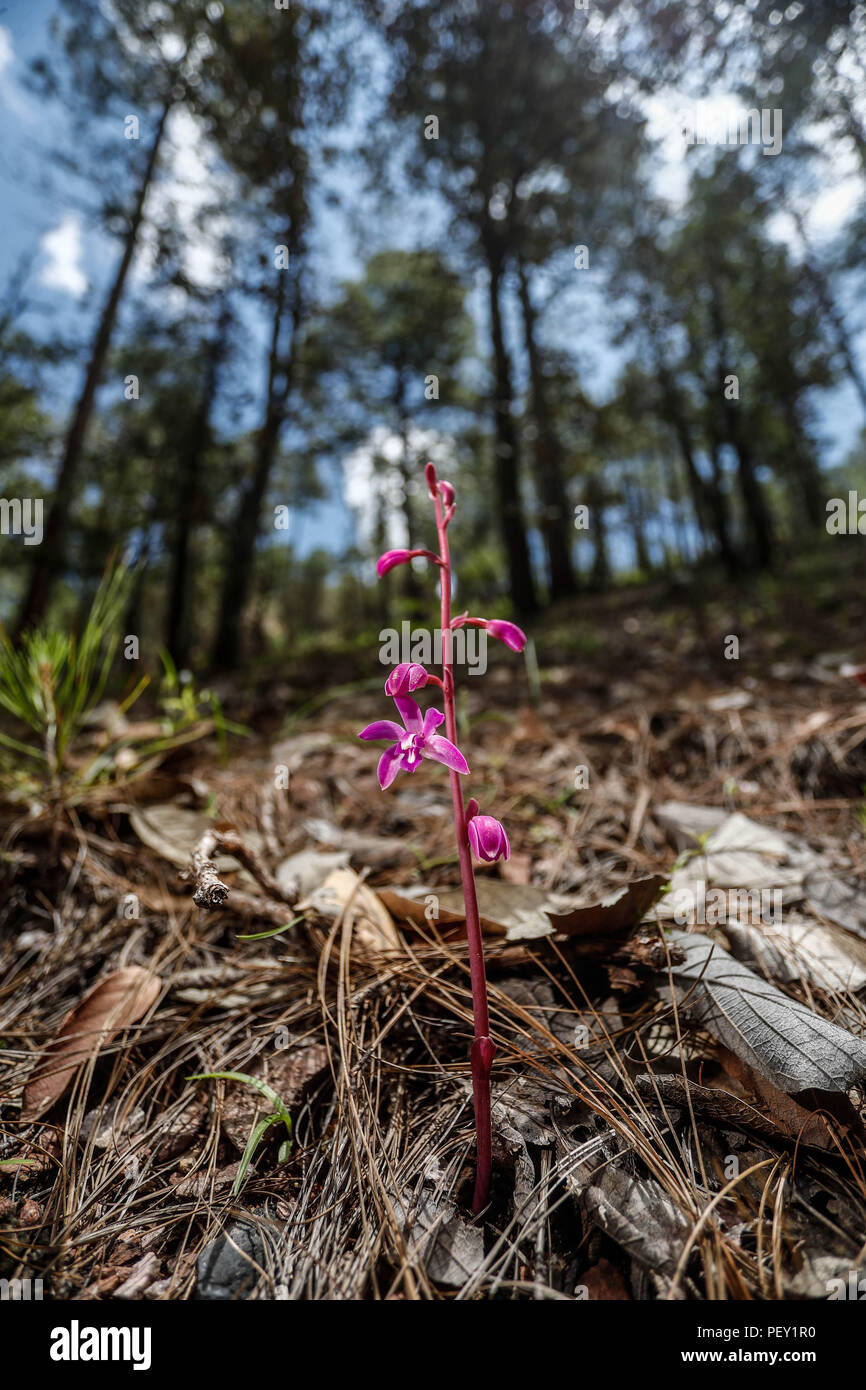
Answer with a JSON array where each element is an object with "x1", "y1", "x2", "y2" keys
[
  {"x1": 657, "y1": 362, "x2": 739, "y2": 575},
  {"x1": 482, "y1": 224, "x2": 537, "y2": 615},
  {"x1": 708, "y1": 292, "x2": 774, "y2": 568},
  {"x1": 15, "y1": 101, "x2": 172, "y2": 634},
  {"x1": 212, "y1": 263, "x2": 298, "y2": 669},
  {"x1": 626, "y1": 478, "x2": 651, "y2": 573},
  {"x1": 515, "y1": 258, "x2": 576, "y2": 599},
  {"x1": 166, "y1": 304, "x2": 230, "y2": 666},
  {"x1": 728, "y1": 422, "x2": 774, "y2": 568},
  {"x1": 587, "y1": 474, "x2": 611, "y2": 590},
  {"x1": 782, "y1": 402, "x2": 823, "y2": 526}
]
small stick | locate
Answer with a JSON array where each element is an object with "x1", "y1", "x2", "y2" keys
[
  {"x1": 191, "y1": 829, "x2": 230, "y2": 908},
  {"x1": 189, "y1": 827, "x2": 294, "y2": 911}
]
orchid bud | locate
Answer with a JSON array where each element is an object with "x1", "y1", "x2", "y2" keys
[
  {"x1": 377, "y1": 547, "x2": 441, "y2": 577},
  {"x1": 377, "y1": 549, "x2": 414, "y2": 577},
  {"x1": 439, "y1": 480, "x2": 456, "y2": 506},
  {"x1": 486, "y1": 619, "x2": 527, "y2": 653},
  {"x1": 467, "y1": 814, "x2": 510, "y2": 863},
  {"x1": 424, "y1": 461, "x2": 439, "y2": 498},
  {"x1": 385, "y1": 662, "x2": 429, "y2": 696}
]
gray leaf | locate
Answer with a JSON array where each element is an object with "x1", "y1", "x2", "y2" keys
[{"x1": 663, "y1": 930, "x2": 866, "y2": 1094}]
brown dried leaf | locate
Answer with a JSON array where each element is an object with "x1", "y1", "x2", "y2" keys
[
  {"x1": 547, "y1": 876, "x2": 665, "y2": 938},
  {"x1": 299, "y1": 867, "x2": 402, "y2": 955},
  {"x1": 22, "y1": 967, "x2": 161, "y2": 1120}
]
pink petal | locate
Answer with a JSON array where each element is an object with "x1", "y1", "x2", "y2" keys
[
  {"x1": 377, "y1": 745, "x2": 403, "y2": 789},
  {"x1": 422, "y1": 707, "x2": 445, "y2": 737},
  {"x1": 393, "y1": 695, "x2": 423, "y2": 732},
  {"x1": 384, "y1": 662, "x2": 429, "y2": 696},
  {"x1": 467, "y1": 814, "x2": 510, "y2": 862},
  {"x1": 377, "y1": 549, "x2": 413, "y2": 577},
  {"x1": 424, "y1": 735, "x2": 469, "y2": 774},
  {"x1": 487, "y1": 619, "x2": 527, "y2": 653},
  {"x1": 359, "y1": 720, "x2": 404, "y2": 742}
]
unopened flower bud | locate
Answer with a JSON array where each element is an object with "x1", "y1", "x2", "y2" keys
[
  {"x1": 486, "y1": 619, "x2": 527, "y2": 653},
  {"x1": 385, "y1": 662, "x2": 429, "y2": 695},
  {"x1": 467, "y1": 814, "x2": 510, "y2": 863}
]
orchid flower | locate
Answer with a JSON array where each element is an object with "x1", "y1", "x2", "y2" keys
[
  {"x1": 359, "y1": 696, "x2": 468, "y2": 789},
  {"x1": 376, "y1": 548, "x2": 442, "y2": 577},
  {"x1": 363, "y1": 464, "x2": 529, "y2": 1215},
  {"x1": 486, "y1": 619, "x2": 527, "y2": 653},
  {"x1": 384, "y1": 662, "x2": 429, "y2": 695},
  {"x1": 467, "y1": 814, "x2": 510, "y2": 863}
]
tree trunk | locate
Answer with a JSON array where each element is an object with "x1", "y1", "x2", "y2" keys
[
  {"x1": 657, "y1": 363, "x2": 739, "y2": 575},
  {"x1": 587, "y1": 474, "x2": 610, "y2": 589},
  {"x1": 15, "y1": 101, "x2": 172, "y2": 634},
  {"x1": 782, "y1": 401, "x2": 823, "y2": 526},
  {"x1": 729, "y1": 423, "x2": 774, "y2": 568},
  {"x1": 515, "y1": 258, "x2": 576, "y2": 599},
  {"x1": 166, "y1": 304, "x2": 230, "y2": 666},
  {"x1": 483, "y1": 225, "x2": 537, "y2": 615},
  {"x1": 708, "y1": 290, "x2": 774, "y2": 568},
  {"x1": 212, "y1": 264, "x2": 298, "y2": 669}
]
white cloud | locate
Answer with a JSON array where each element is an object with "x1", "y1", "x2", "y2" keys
[
  {"x1": 38, "y1": 215, "x2": 88, "y2": 298},
  {"x1": 0, "y1": 24, "x2": 38, "y2": 123},
  {"x1": 0, "y1": 25, "x2": 12, "y2": 76}
]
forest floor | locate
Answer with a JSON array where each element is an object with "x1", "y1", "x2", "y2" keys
[{"x1": 2, "y1": 537, "x2": 866, "y2": 1300}]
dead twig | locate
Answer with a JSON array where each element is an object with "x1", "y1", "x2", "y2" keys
[{"x1": 189, "y1": 826, "x2": 294, "y2": 913}]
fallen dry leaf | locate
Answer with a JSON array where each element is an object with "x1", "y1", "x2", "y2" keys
[
  {"x1": 547, "y1": 876, "x2": 665, "y2": 937},
  {"x1": 22, "y1": 967, "x2": 161, "y2": 1121},
  {"x1": 661, "y1": 931, "x2": 866, "y2": 1096},
  {"x1": 378, "y1": 879, "x2": 569, "y2": 941},
  {"x1": 299, "y1": 866, "x2": 402, "y2": 955}
]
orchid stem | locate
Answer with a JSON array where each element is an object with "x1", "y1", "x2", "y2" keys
[{"x1": 433, "y1": 490, "x2": 495, "y2": 1215}]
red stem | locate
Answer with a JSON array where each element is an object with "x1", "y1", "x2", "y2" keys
[{"x1": 432, "y1": 490, "x2": 495, "y2": 1215}]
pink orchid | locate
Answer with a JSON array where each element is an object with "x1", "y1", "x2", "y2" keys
[
  {"x1": 384, "y1": 662, "x2": 429, "y2": 696},
  {"x1": 486, "y1": 619, "x2": 527, "y2": 652},
  {"x1": 376, "y1": 547, "x2": 442, "y2": 577},
  {"x1": 450, "y1": 614, "x2": 528, "y2": 653},
  {"x1": 467, "y1": 814, "x2": 511, "y2": 863},
  {"x1": 438, "y1": 480, "x2": 456, "y2": 506},
  {"x1": 359, "y1": 696, "x2": 469, "y2": 789},
  {"x1": 360, "y1": 460, "x2": 530, "y2": 1215}
]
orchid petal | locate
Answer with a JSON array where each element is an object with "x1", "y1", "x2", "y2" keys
[
  {"x1": 424, "y1": 735, "x2": 469, "y2": 774},
  {"x1": 359, "y1": 720, "x2": 404, "y2": 742},
  {"x1": 377, "y1": 549, "x2": 413, "y2": 577},
  {"x1": 384, "y1": 662, "x2": 429, "y2": 696},
  {"x1": 422, "y1": 707, "x2": 445, "y2": 737},
  {"x1": 393, "y1": 695, "x2": 423, "y2": 732},
  {"x1": 377, "y1": 745, "x2": 403, "y2": 789},
  {"x1": 486, "y1": 619, "x2": 527, "y2": 653},
  {"x1": 467, "y1": 814, "x2": 510, "y2": 862}
]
